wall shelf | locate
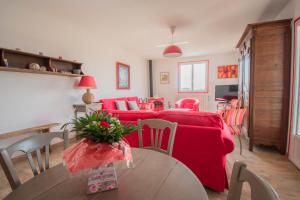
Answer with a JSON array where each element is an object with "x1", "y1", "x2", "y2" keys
[
  {"x1": 0, "y1": 66, "x2": 82, "y2": 77},
  {"x1": 0, "y1": 47, "x2": 83, "y2": 78}
]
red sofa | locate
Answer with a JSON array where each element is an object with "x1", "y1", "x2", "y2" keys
[{"x1": 99, "y1": 97, "x2": 234, "y2": 192}]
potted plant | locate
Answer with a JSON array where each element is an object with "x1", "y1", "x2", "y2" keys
[{"x1": 62, "y1": 111, "x2": 138, "y2": 193}]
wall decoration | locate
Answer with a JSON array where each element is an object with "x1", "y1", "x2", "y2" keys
[
  {"x1": 1, "y1": 58, "x2": 8, "y2": 66},
  {"x1": 40, "y1": 66, "x2": 47, "y2": 71},
  {"x1": 160, "y1": 72, "x2": 169, "y2": 84},
  {"x1": 116, "y1": 62, "x2": 130, "y2": 89},
  {"x1": 217, "y1": 64, "x2": 238, "y2": 79},
  {"x1": 28, "y1": 63, "x2": 40, "y2": 70}
]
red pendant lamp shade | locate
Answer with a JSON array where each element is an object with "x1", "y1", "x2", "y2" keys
[
  {"x1": 163, "y1": 26, "x2": 183, "y2": 57},
  {"x1": 78, "y1": 75, "x2": 97, "y2": 89},
  {"x1": 163, "y1": 45, "x2": 182, "y2": 57}
]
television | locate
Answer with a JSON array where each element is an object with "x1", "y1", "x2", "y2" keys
[{"x1": 215, "y1": 84, "x2": 238, "y2": 101}]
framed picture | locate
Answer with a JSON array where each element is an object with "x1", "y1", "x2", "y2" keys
[
  {"x1": 116, "y1": 62, "x2": 130, "y2": 89},
  {"x1": 217, "y1": 64, "x2": 238, "y2": 79},
  {"x1": 160, "y1": 72, "x2": 169, "y2": 84}
]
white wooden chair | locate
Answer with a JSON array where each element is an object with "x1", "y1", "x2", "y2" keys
[
  {"x1": 228, "y1": 161, "x2": 280, "y2": 200},
  {"x1": 137, "y1": 119, "x2": 177, "y2": 156},
  {"x1": 0, "y1": 131, "x2": 69, "y2": 190}
]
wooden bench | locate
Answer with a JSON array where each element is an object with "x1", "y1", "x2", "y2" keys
[{"x1": 0, "y1": 123, "x2": 60, "y2": 149}]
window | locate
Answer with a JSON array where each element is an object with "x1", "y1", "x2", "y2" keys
[{"x1": 178, "y1": 60, "x2": 209, "y2": 93}]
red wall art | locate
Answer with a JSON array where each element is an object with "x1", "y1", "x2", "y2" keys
[{"x1": 217, "y1": 64, "x2": 238, "y2": 79}]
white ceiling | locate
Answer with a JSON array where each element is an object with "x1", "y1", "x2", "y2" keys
[{"x1": 22, "y1": 0, "x2": 290, "y2": 59}]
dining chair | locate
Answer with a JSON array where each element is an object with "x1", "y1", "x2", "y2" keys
[
  {"x1": 137, "y1": 119, "x2": 177, "y2": 156},
  {"x1": 0, "y1": 131, "x2": 69, "y2": 190},
  {"x1": 225, "y1": 107, "x2": 247, "y2": 155},
  {"x1": 227, "y1": 161, "x2": 280, "y2": 200}
]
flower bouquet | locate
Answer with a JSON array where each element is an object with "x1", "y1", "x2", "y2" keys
[{"x1": 62, "y1": 111, "x2": 138, "y2": 194}]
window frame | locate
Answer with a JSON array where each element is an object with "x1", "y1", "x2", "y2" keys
[
  {"x1": 177, "y1": 60, "x2": 209, "y2": 94},
  {"x1": 291, "y1": 18, "x2": 300, "y2": 135},
  {"x1": 288, "y1": 17, "x2": 300, "y2": 155}
]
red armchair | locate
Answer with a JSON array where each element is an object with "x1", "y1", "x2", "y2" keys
[{"x1": 175, "y1": 98, "x2": 200, "y2": 111}]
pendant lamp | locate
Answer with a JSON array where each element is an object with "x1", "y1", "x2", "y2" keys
[{"x1": 163, "y1": 26, "x2": 182, "y2": 57}]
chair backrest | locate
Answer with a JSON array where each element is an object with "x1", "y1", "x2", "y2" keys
[
  {"x1": 175, "y1": 98, "x2": 200, "y2": 111},
  {"x1": 227, "y1": 161, "x2": 280, "y2": 200},
  {"x1": 230, "y1": 99, "x2": 239, "y2": 108},
  {"x1": 137, "y1": 119, "x2": 177, "y2": 156},
  {"x1": 225, "y1": 108, "x2": 247, "y2": 126},
  {"x1": 0, "y1": 131, "x2": 69, "y2": 190}
]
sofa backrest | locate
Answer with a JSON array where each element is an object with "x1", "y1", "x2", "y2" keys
[
  {"x1": 99, "y1": 96, "x2": 139, "y2": 110},
  {"x1": 157, "y1": 110, "x2": 224, "y2": 129},
  {"x1": 106, "y1": 110, "x2": 158, "y2": 121}
]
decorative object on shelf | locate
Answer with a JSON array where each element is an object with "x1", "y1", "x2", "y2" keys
[
  {"x1": 163, "y1": 26, "x2": 182, "y2": 57},
  {"x1": 61, "y1": 71, "x2": 72, "y2": 75},
  {"x1": 38, "y1": 52, "x2": 43, "y2": 56},
  {"x1": 40, "y1": 66, "x2": 47, "y2": 71},
  {"x1": 15, "y1": 48, "x2": 21, "y2": 51},
  {"x1": 49, "y1": 66, "x2": 58, "y2": 72},
  {"x1": 62, "y1": 111, "x2": 137, "y2": 194},
  {"x1": 1, "y1": 58, "x2": 8, "y2": 66},
  {"x1": 73, "y1": 68, "x2": 81, "y2": 75},
  {"x1": 59, "y1": 56, "x2": 63, "y2": 59},
  {"x1": 28, "y1": 63, "x2": 40, "y2": 70},
  {"x1": 116, "y1": 62, "x2": 130, "y2": 89},
  {"x1": 78, "y1": 75, "x2": 97, "y2": 104},
  {"x1": 217, "y1": 64, "x2": 238, "y2": 79},
  {"x1": 160, "y1": 72, "x2": 169, "y2": 84}
]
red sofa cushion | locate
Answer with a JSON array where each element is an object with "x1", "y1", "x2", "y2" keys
[
  {"x1": 100, "y1": 98, "x2": 117, "y2": 110},
  {"x1": 127, "y1": 96, "x2": 139, "y2": 103},
  {"x1": 107, "y1": 110, "x2": 158, "y2": 121},
  {"x1": 158, "y1": 110, "x2": 223, "y2": 129}
]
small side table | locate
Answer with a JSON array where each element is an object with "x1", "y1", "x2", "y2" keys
[{"x1": 73, "y1": 103, "x2": 102, "y2": 118}]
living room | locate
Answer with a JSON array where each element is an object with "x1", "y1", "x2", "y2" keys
[{"x1": 0, "y1": 0, "x2": 300, "y2": 199}]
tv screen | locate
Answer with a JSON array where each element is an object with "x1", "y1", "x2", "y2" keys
[{"x1": 215, "y1": 84, "x2": 238, "y2": 101}]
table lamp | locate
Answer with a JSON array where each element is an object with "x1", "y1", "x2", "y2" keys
[{"x1": 78, "y1": 75, "x2": 97, "y2": 104}]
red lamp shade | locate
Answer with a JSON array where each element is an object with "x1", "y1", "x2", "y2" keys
[
  {"x1": 78, "y1": 75, "x2": 97, "y2": 89},
  {"x1": 163, "y1": 45, "x2": 182, "y2": 57}
]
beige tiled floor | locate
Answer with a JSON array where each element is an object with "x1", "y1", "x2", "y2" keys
[{"x1": 1, "y1": 136, "x2": 300, "y2": 199}]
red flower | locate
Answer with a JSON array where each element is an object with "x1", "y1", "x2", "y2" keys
[{"x1": 99, "y1": 121, "x2": 110, "y2": 128}]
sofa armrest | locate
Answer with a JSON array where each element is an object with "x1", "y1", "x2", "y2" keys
[
  {"x1": 193, "y1": 100, "x2": 200, "y2": 111},
  {"x1": 221, "y1": 124, "x2": 235, "y2": 154}
]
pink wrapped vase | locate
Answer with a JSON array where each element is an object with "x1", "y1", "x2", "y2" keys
[{"x1": 63, "y1": 139, "x2": 132, "y2": 173}]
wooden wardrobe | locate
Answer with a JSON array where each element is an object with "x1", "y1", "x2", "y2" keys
[{"x1": 237, "y1": 19, "x2": 292, "y2": 154}]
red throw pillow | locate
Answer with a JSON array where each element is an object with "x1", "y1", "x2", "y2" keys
[{"x1": 100, "y1": 98, "x2": 117, "y2": 110}]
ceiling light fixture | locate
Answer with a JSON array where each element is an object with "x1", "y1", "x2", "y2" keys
[
  {"x1": 163, "y1": 26, "x2": 182, "y2": 57},
  {"x1": 156, "y1": 41, "x2": 189, "y2": 48}
]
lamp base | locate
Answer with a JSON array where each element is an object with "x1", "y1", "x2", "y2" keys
[{"x1": 82, "y1": 89, "x2": 94, "y2": 104}]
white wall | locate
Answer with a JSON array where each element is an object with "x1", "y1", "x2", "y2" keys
[
  {"x1": 0, "y1": 1, "x2": 149, "y2": 133},
  {"x1": 275, "y1": 0, "x2": 300, "y2": 166},
  {"x1": 275, "y1": 0, "x2": 300, "y2": 19},
  {"x1": 152, "y1": 51, "x2": 238, "y2": 112}
]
